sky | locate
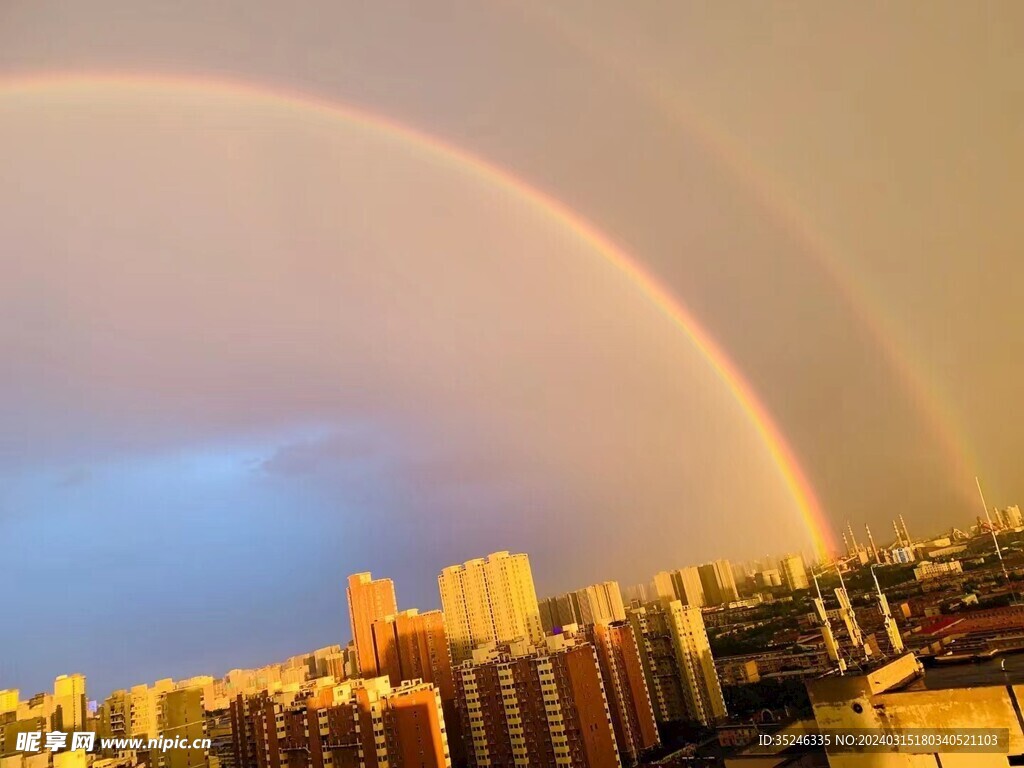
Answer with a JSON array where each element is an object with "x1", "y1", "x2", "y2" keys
[{"x1": 1, "y1": 1, "x2": 1022, "y2": 699}]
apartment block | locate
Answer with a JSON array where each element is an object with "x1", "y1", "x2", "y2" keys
[
  {"x1": 438, "y1": 552, "x2": 544, "y2": 664},
  {"x1": 455, "y1": 638, "x2": 620, "y2": 768},
  {"x1": 369, "y1": 609, "x2": 454, "y2": 701},
  {"x1": 651, "y1": 568, "x2": 705, "y2": 608},
  {"x1": 587, "y1": 622, "x2": 660, "y2": 766},
  {"x1": 539, "y1": 582, "x2": 627, "y2": 633},
  {"x1": 346, "y1": 573, "x2": 398, "y2": 678},
  {"x1": 229, "y1": 677, "x2": 450, "y2": 768},
  {"x1": 628, "y1": 600, "x2": 726, "y2": 727},
  {"x1": 697, "y1": 561, "x2": 739, "y2": 606}
]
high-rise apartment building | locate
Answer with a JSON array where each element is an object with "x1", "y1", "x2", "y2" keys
[
  {"x1": 158, "y1": 687, "x2": 206, "y2": 768},
  {"x1": 778, "y1": 553, "x2": 809, "y2": 592},
  {"x1": 627, "y1": 604, "x2": 686, "y2": 724},
  {"x1": 52, "y1": 674, "x2": 86, "y2": 732},
  {"x1": 697, "y1": 561, "x2": 739, "y2": 606},
  {"x1": 651, "y1": 567, "x2": 705, "y2": 608},
  {"x1": 129, "y1": 679, "x2": 175, "y2": 739},
  {"x1": 438, "y1": 551, "x2": 544, "y2": 664},
  {"x1": 539, "y1": 581, "x2": 626, "y2": 632},
  {"x1": 455, "y1": 638, "x2": 620, "y2": 768},
  {"x1": 97, "y1": 689, "x2": 129, "y2": 741},
  {"x1": 579, "y1": 581, "x2": 626, "y2": 625},
  {"x1": 588, "y1": 621, "x2": 660, "y2": 766},
  {"x1": 369, "y1": 609, "x2": 455, "y2": 701},
  {"x1": 661, "y1": 600, "x2": 727, "y2": 726},
  {"x1": 539, "y1": 594, "x2": 577, "y2": 633},
  {"x1": 347, "y1": 572, "x2": 398, "y2": 677},
  {"x1": 230, "y1": 677, "x2": 450, "y2": 768},
  {"x1": 0, "y1": 691, "x2": 17, "y2": 717},
  {"x1": 628, "y1": 600, "x2": 726, "y2": 727}
]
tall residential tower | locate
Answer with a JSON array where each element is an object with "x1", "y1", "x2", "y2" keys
[
  {"x1": 438, "y1": 551, "x2": 544, "y2": 664},
  {"x1": 347, "y1": 572, "x2": 398, "y2": 677}
]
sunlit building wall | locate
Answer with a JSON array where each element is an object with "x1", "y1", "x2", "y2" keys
[
  {"x1": 347, "y1": 572, "x2": 398, "y2": 678},
  {"x1": 652, "y1": 567, "x2": 705, "y2": 608},
  {"x1": 697, "y1": 561, "x2": 739, "y2": 606},
  {"x1": 455, "y1": 639, "x2": 620, "y2": 768},
  {"x1": 628, "y1": 600, "x2": 726, "y2": 727},
  {"x1": 778, "y1": 553, "x2": 809, "y2": 592},
  {"x1": 438, "y1": 551, "x2": 543, "y2": 664},
  {"x1": 589, "y1": 621, "x2": 660, "y2": 766}
]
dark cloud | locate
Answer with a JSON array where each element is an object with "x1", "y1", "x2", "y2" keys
[
  {"x1": 55, "y1": 468, "x2": 92, "y2": 488},
  {"x1": 258, "y1": 431, "x2": 375, "y2": 476}
]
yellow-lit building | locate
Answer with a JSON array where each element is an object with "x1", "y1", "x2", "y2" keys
[
  {"x1": 652, "y1": 567, "x2": 706, "y2": 607},
  {"x1": 778, "y1": 553, "x2": 810, "y2": 592},
  {"x1": 0, "y1": 692, "x2": 17, "y2": 718},
  {"x1": 346, "y1": 572, "x2": 398, "y2": 677},
  {"x1": 629, "y1": 599, "x2": 727, "y2": 727},
  {"x1": 52, "y1": 675, "x2": 86, "y2": 733},
  {"x1": 699, "y1": 560, "x2": 740, "y2": 606},
  {"x1": 438, "y1": 551, "x2": 544, "y2": 664},
  {"x1": 157, "y1": 687, "x2": 205, "y2": 768}
]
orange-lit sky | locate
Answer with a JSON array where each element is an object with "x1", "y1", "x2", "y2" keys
[{"x1": 1, "y1": 2, "x2": 1022, "y2": 697}]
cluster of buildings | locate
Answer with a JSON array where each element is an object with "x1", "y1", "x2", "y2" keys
[
  {"x1": 2, "y1": 551, "x2": 733, "y2": 768},
  {"x1": 6, "y1": 502, "x2": 1024, "y2": 768}
]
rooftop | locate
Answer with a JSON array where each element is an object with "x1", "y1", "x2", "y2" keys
[{"x1": 910, "y1": 650, "x2": 1024, "y2": 690}]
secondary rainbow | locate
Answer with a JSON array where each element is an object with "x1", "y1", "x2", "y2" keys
[
  {"x1": 0, "y1": 72, "x2": 838, "y2": 557},
  {"x1": 528, "y1": 6, "x2": 975, "y2": 499}
]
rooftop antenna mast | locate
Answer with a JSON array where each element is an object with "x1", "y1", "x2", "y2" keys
[
  {"x1": 976, "y1": 477, "x2": 1017, "y2": 605},
  {"x1": 871, "y1": 565, "x2": 904, "y2": 655},
  {"x1": 812, "y1": 572, "x2": 846, "y2": 675},
  {"x1": 834, "y1": 565, "x2": 869, "y2": 660},
  {"x1": 865, "y1": 524, "x2": 880, "y2": 564}
]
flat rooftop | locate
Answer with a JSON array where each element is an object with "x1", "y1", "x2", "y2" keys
[{"x1": 908, "y1": 651, "x2": 1024, "y2": 690}]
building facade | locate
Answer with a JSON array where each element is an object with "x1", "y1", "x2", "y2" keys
[
  {"x1": 588, "y1": 622, "x2": 660, "y2": 766},
  {"x1": 230, "y1": 677, "x2": 450, "y2": 768},
  {"x1": 697, "y1": 561, "x2": 739, "y2": 606},
  {"x1": 455, "y1": 639, "x2": 620, "y2": 768},
  {"x1": 438, "y1": 552, "x2": 544, "y2": 664},
  {"x1": 651, "y1": 568, "x2": 705, "y2": 608},
  {"x1": 346, "y1": 573, "x2": 398, "y2": 678},
  {"x1": 778, "y1": 554, "x2": 810, "y2": 592},
  {"x1": 628, "y1": 600, "x2": 726, "y2": 727},
  {"x1": 369, "y1": 609, "x2": 455, "y2": 701}
]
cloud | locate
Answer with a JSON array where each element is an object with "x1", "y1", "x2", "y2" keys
[
  {"x1": 55, "y1": 468, "x2": 92, "y2": 488},
  {"x1": 257, "y1": 431, "x2": 376, "y2": 476}
]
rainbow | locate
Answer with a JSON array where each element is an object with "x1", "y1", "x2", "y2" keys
[
  {"x1": 520, "y1": 6, "x2": 975, "y2": 499},
  {"x1": 0, "y1": 72, "x2": 837, "y2": 557}
]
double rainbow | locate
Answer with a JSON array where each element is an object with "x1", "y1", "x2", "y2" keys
[{"x1": 0, "y1": 72, "x2": 837, "y2": 558}]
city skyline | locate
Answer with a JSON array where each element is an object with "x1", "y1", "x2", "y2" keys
[
  {"x1": 6, "y1": 495, "x2": 1010, "y2": 701},
  {"x1": 6, "y1": 511, "x2": 1024, "y2": 767},
  {"x1": 4, "y1": 0, "x2": 1024, "y2": 726}
]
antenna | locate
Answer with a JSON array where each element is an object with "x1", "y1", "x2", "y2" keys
[
  {"x1": 871, "y1": 565, "x2": 904, "y2": 654},
  {"x1": 812, "y1": 572, "x2": 846, "y2": 675},
  {"x1": 833, "y1": 565, "x2": 867, "y2": 657},
  {"x1": 865, "y1": 524, "x2": 879, "y2": 564},
  {"x1": 976, "y1": 477, "x2": 1017, "y2": 604},
  {"x1": 899, "y1": 514, "x2": 911, "y2": 546}
]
